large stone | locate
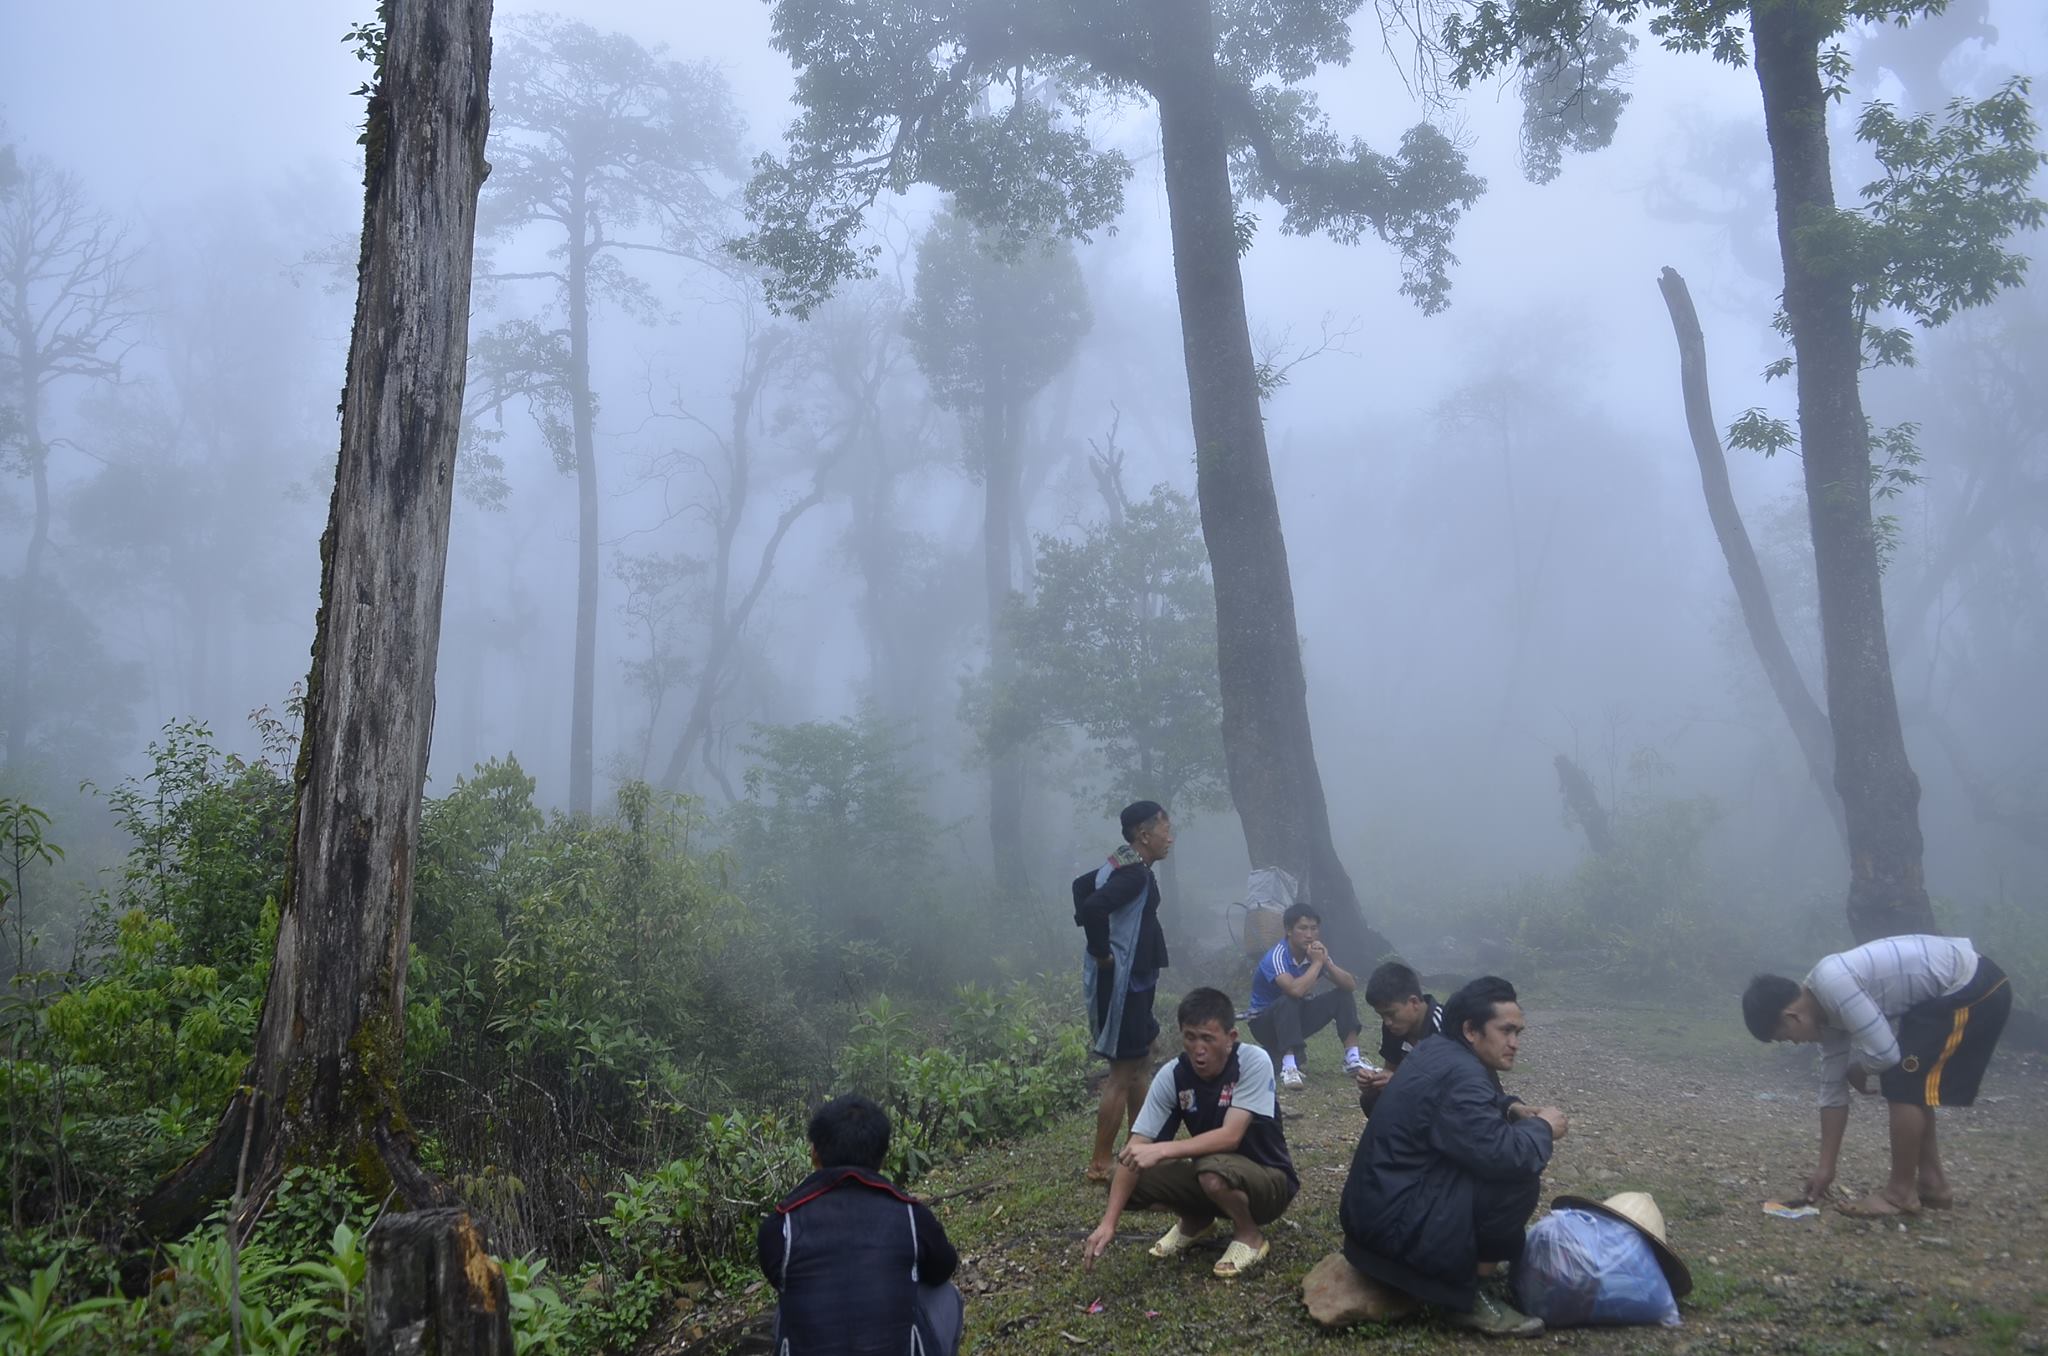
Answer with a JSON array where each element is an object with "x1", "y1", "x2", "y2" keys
[{"x1": 1301, "y1": 1251, "x2": 1420, "y2": 1328}]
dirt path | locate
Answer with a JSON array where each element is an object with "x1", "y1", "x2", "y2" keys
[{"x1": 661, "y1": 995, "x2": 2048, "y2": 1353}]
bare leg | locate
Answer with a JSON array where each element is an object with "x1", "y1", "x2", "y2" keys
[
  {"x1": 1917, "y1": 1109, "x2": 1952, "y2": 1206},
  {"x1": 1122, "y1": 1061, "x2": 1148, "y2": 1130},
  {"x1": 1840, "y1": 1102, "x2": 1929, "y2": 1216},
  {"x1": 1197, "y1": 1171, "x2": 1263, "y2": 1250},
  {"x1": 1088, "y1": 1058, "x2": 1147, "y2": 1178}
]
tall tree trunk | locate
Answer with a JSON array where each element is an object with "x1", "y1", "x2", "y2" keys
[
  {"x1": 1750, "y1": 2, "x2": 1936, "y2": 942},
  {"x1": 142, "y1": 0, "x2": 495, "y2": 1235},
  {"x1": 5, "y1": 391, "x2": 44, "y2": 772},
  {"x1": 565, "y1": 193, "x2": 598, "y2": 817},
  {"x1": 1147, "y1": 0, "x2": 1391, "y2": 966},
  {"x1": 1657, "y1": 265, "x2": 1847, "y2": 845},
  {"x1": 984, "y1": 377, "x2": 1029, "y2": 895}
]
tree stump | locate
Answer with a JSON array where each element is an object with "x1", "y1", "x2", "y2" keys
[{"x1": 365, "y1": 1209, "x2": 514, "y2": 1356}]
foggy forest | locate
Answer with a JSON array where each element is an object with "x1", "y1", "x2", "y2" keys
[{"x1": 2, "y1": 1, "x2": 2045, "y2": 1352}]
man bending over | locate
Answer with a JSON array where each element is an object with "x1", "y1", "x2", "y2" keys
[{"x1": 1743, "y1": 934, "x2": 2011, "y2": 1218}]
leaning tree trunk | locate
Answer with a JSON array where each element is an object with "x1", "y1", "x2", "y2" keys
[
  {"x1": 1751, "y1": 3, "x2": 1937, "y2": 942},
  {"x1": 1148, "y1": 0, "x2": 1391, "y2": 966},
  {"x1": 1552, "y1": 753, "x2": 1616, "y2": 857},
  {"x1": 1657, "y1": 266, "x2": 1847, "y2": 846},
  {"x1": 142, "y1": 0, "x2": 496, "y2": 1237}
]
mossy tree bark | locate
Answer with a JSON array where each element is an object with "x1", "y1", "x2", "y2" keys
[
  {"x1": 1148, "y1": 0, "x2": 1391, "y2": 967},
  {"x1": 142, "y1": 0, "x2": 496, "y2": 1236},
  {"x1": 1750, "y1": 0, "x2": 1936, "y2": 942}
]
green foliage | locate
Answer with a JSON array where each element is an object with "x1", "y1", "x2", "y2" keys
[
  {"x1": 92, "y1": 720, "x2": 292, "y2": 977},
  {"x1": 0, "y1": 1261, "x2": 121, "y2": 1356},
  {"x1": 739, "y1": 1, "x2": 1485, "y2": 317},
  {"x1": 836, "y1": 981, "x2": 1090, "y2": 1183},
  {"x1": 1848, "y1": 79, "x2": 2046, "y2": 332},
  {"x1": 904, "y1": 211, "x2": 1091, "y2": 469},
  {"x1": 981, "y1": 485, "x2": 1229, "y2": 820},
  {"x1": 7, "y1": 730, "x2": 1092, "y2": 1354},
  {"x1": 725, "y1": 713, "x2": 936, "y2": 950}
]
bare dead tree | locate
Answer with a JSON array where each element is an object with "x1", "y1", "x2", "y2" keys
[
  {"x1": 646, "y1": 302, "x2": 852, "y2": 795},
  {"x1": 1657, "y1": 266, "x2": 1846, "y2": 846},
  {"x1": 141, "y1": 0, "x2": 498, "y2": 1274},
  {"x1": 0, "y1": 160, "x2": 141, "y2": 770}
]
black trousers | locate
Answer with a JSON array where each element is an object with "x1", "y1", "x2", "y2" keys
[
  {"x1": 1475, "y1": 1174, "x2": 1542, "y2": 1264},
  {"x1": 1248, "y1": 989, "x2": 1360, "y2": 1059}
]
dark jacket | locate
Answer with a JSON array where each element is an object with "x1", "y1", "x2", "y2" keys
[
  {"x1": 1071, "y1": 860, "x2": 1169, "y2": 977},
  {"x1": 756, "y1": 1166, "x2": 958, "y2": 1355},
  {"x1": 1339, "y1": 1034, "x2": 1553, "y2": 1310}
]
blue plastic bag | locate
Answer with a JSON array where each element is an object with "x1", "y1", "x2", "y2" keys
[{"x1": 1513, "y1": 1208, "x2": 1680, "y2": 1327}]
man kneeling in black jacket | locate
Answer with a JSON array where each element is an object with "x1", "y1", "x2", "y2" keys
[
  {"x1": 1339, "y1": 976, "x2": 1568, "y2": 1338},
  {"x1": 758, "y1": 1095, "x2": 963, "y2": 1355}
]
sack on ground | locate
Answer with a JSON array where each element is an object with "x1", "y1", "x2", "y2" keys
[{"x1": 1513, "y1": 1209, "x2": 1680, "y2": 1328}]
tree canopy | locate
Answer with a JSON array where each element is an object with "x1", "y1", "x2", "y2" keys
[{"x1": 737, "y1": 0, "x2": 1490, "y2": 316}]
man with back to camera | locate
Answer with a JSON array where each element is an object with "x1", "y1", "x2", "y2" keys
[
  {"x1": 1742, "y1": 933, "x2": 2012, "y2": 1218},
  {"x1": 1243, "y1": 902, "x2": 1365, "y2": 1088},
  {"x1": 757, "y1": 1094, "x2": 963, "y2": 1355},
  {"x1": 1354, "y1": 959, "x2": 1445, "y2": 1116},
  {"x1": 1339, "y1": 976, "x2": 1568, "y2": 1338},
  {"x1": 1074, "y1": 800, "x2": 1173, "y2": 1183},
  {"x1": 1081, "y1": 987, "x2": 1298, "y2": 1280}
]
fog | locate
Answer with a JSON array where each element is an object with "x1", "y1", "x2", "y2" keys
[{"x1": 5, "y1": 0, "x2": 2046, "y2": 963}]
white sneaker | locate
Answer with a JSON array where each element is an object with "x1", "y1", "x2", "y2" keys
[{"x1": 1280, "y1": 1066, "x2": 1305, "y2": 1088}]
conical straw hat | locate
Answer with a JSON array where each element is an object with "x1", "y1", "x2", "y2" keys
[{"x1": 1550, "y1": 1191, "x2": 1693, "y2": 1299}]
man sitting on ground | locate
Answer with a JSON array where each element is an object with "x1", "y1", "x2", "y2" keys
[
  {"x1": 758, "y1": 1095, "x2": 964, "y2": 1355},
  {"x1": 1355, "y1": 960, "x2": 1444, "y2": 1116},
  {"x1": 1340, "y1": 976, "x2": 1568, "y2": 1338},
  {"x1": 1245, "y1": 903, "x2": 1364, "y2": 1088},
  {"x1": 1743, "y1": 934, "x2": 2012, "y2": 1218},
  {"x1": 1082, "y1": 987, "x2": 1298, "y2": 1280}
]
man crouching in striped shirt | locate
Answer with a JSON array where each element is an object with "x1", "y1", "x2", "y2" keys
[{"x1": 1742, "y1": 936, "x2": 2012, "y2": 1219}]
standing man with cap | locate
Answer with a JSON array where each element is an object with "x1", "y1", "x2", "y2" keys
[{"x1": 1075, "y1": 800, "x2": 1174, "y2": 1183}]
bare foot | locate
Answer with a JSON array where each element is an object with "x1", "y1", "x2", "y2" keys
[
  {"x1": 1837, "y1": 1190, "x2": 1920, "y2": 1218},
  {"x1": 1919, "y1": 1193, "x2": 1954, "y2": 1210}
]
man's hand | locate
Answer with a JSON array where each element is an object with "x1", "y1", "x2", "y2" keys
[
  {"x1": 1082, "y1": 1221, "x2": 1116, "y2": 1269},
  {"x1": 1533, "y1": 1107, "x2": 1569, "y2": 1141},
  {"x1": 1094, "y1": 951, "x2": 1114, "y2": 969},
  {"x1": 1354, "y1": 1065, "x2": 1390, "y2": 1091},
  {"x1": 1800, "y1": 1167, "x2": 1835, "y2": 1205},
  {"x1": 1847, "y1": 1067, "x2": 1873, "y2": 1096},
  {"x1": 1117, "y1": 1140, "x2": 1170, "y2": 1172},
  {"x1": 1306, "y1": 941, "x2": 1328, "y2": 966}
]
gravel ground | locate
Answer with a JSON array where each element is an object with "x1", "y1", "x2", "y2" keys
[{"x1": 655, "y1": 993, "x2": 2048, "y2": 1354}]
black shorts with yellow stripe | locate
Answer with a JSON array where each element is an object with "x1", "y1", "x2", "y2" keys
[{"x1": 1878, "y1": 956, "x2": 2012, "y2": 1108}]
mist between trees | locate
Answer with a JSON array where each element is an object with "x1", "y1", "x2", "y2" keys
[{"x1": 1, "y1": 0, "x2": 2046, "y2": 1351}]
